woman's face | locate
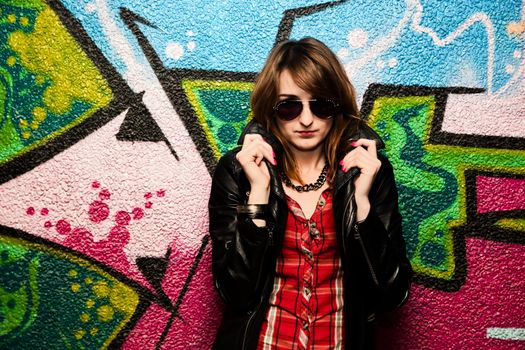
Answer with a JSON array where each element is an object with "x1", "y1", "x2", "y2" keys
[{"x1": 275, "y1": 69, "x2": 334, "y2": 155}]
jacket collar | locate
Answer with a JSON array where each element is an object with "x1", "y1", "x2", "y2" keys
[
  {"x1": 238, "y1": 119, "x2": 386, "y2": 198},
  {"x1": 333, "y1": 120, "x2": 385, "y2": 194},
  {"x1": 238, "y1": 119, "x2": 283, "y2": 154},
  {"x1": 238, "y1": 120, "x2": 286, "y2": 201}
]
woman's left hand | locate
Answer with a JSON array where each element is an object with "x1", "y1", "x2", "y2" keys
[{"x1": 340, "y1": 138, "x2": 382, "y2": 200}]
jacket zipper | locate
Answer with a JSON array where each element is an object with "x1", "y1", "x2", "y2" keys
[
  {"x1": 341, "y1": 195, "x2": 352, "y2": 257},
  {"x1": 339, "y1": 177, "x2": 380, "y2": 287},
  {"x1": 354, "y1": 223, "x2": 379, "y2": 286},
  {"x1": 241, "y1": 298, "x2": 262, "y2": 350},
  {"x1": 336, "y1": 168, "x2": 359, "y2": 257}
]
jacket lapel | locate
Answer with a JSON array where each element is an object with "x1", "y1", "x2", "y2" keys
[
  {"x1": 333, "y1": 122, "x2": 385, "y2": 196},
  {"x1": 238, "y1": 120, "x2": 286, "y2": 203}
]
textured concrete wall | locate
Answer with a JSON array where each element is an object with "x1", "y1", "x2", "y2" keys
[{"x1": 0, "y1": 0, "x2": 524, "y2": 349}]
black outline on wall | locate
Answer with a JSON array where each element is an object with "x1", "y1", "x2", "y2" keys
[
  {"x1": 119, "y1": 7, "x2": 256, "y2": 176},
  {"x1": 459, "y1": 169, "x2": 525, "y2": 245},
  {"x1": 275, "y1": 0, "x2": 347, "y2": 45}
]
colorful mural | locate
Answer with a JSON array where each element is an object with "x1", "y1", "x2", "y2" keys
[{"x1": 0, "y1": 0, "x2": 523, "y2": 349}]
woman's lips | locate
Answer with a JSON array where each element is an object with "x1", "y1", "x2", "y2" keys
[{"x1": 296, "y1": 130, "x2": 316, "y2": 137}]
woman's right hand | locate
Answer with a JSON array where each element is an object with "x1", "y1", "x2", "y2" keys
[{"x1": 235, "y1": 134, "x2": 276, "y2": 202}]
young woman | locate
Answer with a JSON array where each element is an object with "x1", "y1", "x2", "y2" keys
[{"x1": 209, "y1": 37, "x2": 412, "y2": 350}]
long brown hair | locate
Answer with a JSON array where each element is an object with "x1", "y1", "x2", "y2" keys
[{"x1": 251, "y1": 37, "x2": 361, "y2": 184}]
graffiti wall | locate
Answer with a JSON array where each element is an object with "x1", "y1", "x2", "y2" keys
[{"x1": 0, "y1": 0, "x2": 523, "y2": 349}]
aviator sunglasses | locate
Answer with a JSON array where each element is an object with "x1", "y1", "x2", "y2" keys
[{"x1": 273, "y1": 98, "x2": 339, "y2": 121}]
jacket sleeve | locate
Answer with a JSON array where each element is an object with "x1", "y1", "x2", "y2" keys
[
  {"x1": 208, "y1": 153, "x2": 273, "y2": 311},
  {"x1": 353, "y1": 154, "x2": 412, "y2": 311}
]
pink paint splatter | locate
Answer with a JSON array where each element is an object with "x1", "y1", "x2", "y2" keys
[
  {"x1": 144, "y1": 192, "x2": 153, "y2": 199},
  {"x1": 107, "y1": 225, "x2": 130, "y2": 244},
  {"x1": 115, "y1": 211, "x2": 131, "y2": 226},
  {"x1": 145, "y1": 202, "x2": 152, "y2": 209},
  {"x1": 55, "y1": 219, "x2": 71, "y2": 235},
  {"x1": 88, "y1": 200, "x2": 110, "y2": 223},
  {"x1": 99, "y1": 188, "x2": 111, "y2": 200},
  {"x1": 27, "y1": 184, "x2": 168, "y2": 293},
  {"x1": 132, "y1": 207, "x2": 144, "y2": 220},
  {"x1": 65, "y1": 227, "x2": 94, "y2": 249}
]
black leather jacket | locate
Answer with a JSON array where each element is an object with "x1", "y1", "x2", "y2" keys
[{"x1": 209, "y1": 120, "x2": 412, "y2": 349}]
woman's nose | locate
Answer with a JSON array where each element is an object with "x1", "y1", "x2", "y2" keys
[{"x1": 299, "y1": 102, "x2": 314, "y2": 127}]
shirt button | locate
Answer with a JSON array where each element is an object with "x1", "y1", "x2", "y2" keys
[
  {"x1": 304, "y1": 287, "x2": 311, "y2": 297},
  {"x1": 301, "y1": 247, "x2": 313, "y2": 259},
  {"x1": 319, "y1": 199, "x2": 325, "y2": 207},
  {"x1": 302, "y1": 320, "x2": 309, "y2": 330},
  {"x1": 310, "y1": 228, "x2": 320, "y2": 239}
]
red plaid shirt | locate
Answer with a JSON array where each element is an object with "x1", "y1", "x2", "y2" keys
[{"x1": 258, "y1": 189, "x2": 345, "y2": 349}]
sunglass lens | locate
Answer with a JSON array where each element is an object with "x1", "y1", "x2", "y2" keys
[
  {"x1": 311, "y1": 100, "x2": 336, "y2": 119},
  {"x1": 276, "y1": 101, "x2": 303, "y2": 120}
]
